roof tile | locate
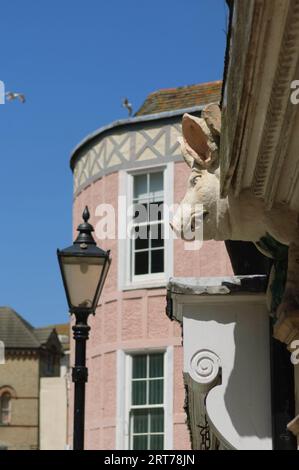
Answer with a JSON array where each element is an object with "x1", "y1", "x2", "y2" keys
[
  {"x1": 135, "y1": 81, "x2": 222, "y2": 116},
  {"x1": 0, "y1": 307, "x2": 40, "y2": 349},
  {"x1": 0, "y1": 307, "x2": 61, "y2": 349}
]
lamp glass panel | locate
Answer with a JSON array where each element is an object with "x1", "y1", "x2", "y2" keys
[
  {"x1": 95, "y1": 255, "x2": 111, "y2": 305},
  {"x1": 61, "y1": 255, "x2": 104, "y2": 308}
]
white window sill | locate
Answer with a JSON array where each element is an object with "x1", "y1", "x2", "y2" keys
[{"x1": 122, "y1": 278, "x2": 167, "y2": 291}]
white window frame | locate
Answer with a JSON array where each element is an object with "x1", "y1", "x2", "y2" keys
[
  {"x1": 129, "y1": 353, "x2": 164, "y2": 450},
  {"x1": 131, "y1": 171, "x2": 164, "y2": 284},
  {"x1": 118, "y1": 163, "x2": 174, "y2": 291},
  {"x1": 116, "y1": 347, "x2": 173, "y2": 450}
]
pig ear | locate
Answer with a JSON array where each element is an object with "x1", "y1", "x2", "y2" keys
[
  {"x1": 182, "y1": 113, "x2": 218, "y2": 170},
  {"x1": 178, "y1": 137, "x2": 210, "y2": 173},
  {"x1": 178, "y1": 136, "x2": 196, "y2": 168},
  {"x1": 202, "y1": 104, "x2": 221, "y2": 139},
  {"x1": 182, "y1": 114, "x2": 210, "y2": 160}
]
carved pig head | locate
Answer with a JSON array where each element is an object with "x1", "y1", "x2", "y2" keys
[{"x1": 170, "y1": 104, "x2": 227, "y2": 241}]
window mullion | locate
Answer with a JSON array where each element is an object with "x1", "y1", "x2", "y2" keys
[
  {"x1": 129, "y1": 410, "x2": 132, "y2": 450},
  {"x1": 146, "y1": 355, "x2": 149, "y2": 405},
  {"x1": 132, "y1": 221, "x2": 149, "y2": 228},
  {"x1": 147, "y1": 173, "x2": 150, "y2": 202},
  {"x1": 149, "y1": 248, "x2": 152, "y2": 275},
  {"x1": 147, "y1": 174, "x2": 151, "y2": 276},
  {"x1": 132, "y1": 239, "x2": 135, "y2": 282},
  {"x1": 148, "y1": 409, "x2": 150, "y2": 450}
]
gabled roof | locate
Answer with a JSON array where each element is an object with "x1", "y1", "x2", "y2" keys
[
  {"x1": 135, "y1": 81, "x2": 222, "y2": 116},
  {"x1": 0, "y1": 307, "x2": 40, "y2": 349},
  {"x1": 40, "y1": 323, "x2": 70, "y2": 351},
  {"x1": 34, "y1": 327, "x2": 55, "y2": 346},
  {"x1": 47, "y1": 323, "x2": 69, "y2": 337},
  {"x1": 0, "y1": 307, "x2": 59, "y2": 350}
]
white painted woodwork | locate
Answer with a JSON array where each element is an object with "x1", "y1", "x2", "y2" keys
[{"x1": 169, "y1": 277, "x2": 273, "y2": 450}]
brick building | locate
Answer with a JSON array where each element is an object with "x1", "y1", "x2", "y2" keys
[{"x1": 0, "y1": 307, "x2": 62, "y2": 450}]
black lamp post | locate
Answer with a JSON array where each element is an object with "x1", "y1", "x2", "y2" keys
[{"x1": 57, "y1": 206, "x2": 111, "y2": 450}]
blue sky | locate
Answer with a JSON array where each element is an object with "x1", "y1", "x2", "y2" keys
[{"x1": 0, "y1": 0, "x2": 228, "y2": 327}]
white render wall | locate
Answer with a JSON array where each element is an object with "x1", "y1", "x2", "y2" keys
[{"x1": 40, "y1": 377, "x2": 68, "y2": 450}]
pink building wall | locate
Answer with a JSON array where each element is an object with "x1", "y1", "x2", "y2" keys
[{"x1": 70, "y1": 160, "x2": 233, "y2": 450}]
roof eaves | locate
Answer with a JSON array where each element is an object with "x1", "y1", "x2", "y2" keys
[
  {"x1": 0, "y1": 307, "x2": 40, "y2": 349},
  {"x1": 13, "y1": 311, "x2": 41, "y2": 348},
  {"x1": 70, "y1": 104, "x2": 205, "y2": 171},
  {"x1": 34, "y1": 327, "x2": 55, "y2": 345}
]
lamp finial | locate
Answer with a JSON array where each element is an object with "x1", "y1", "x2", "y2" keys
[{"x1": 83, "y1": 206, "x2": 90, "y2": 223}]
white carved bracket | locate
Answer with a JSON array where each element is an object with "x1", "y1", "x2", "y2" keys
[
  {"x1": 171, "y1": 288, "x2": 273, "y2": 450},
  {"x1": 189, "y1": 349, "x2": 221, "y2": 393}
]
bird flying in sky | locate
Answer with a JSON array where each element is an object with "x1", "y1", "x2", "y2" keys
[{"x1": 5, "y1": 92, "x2": 26, "y2": 103}]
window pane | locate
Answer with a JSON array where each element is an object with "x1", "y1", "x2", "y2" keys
[
  {"x1": 151, "y1": 249, "x2": 164, "y2": 273},
  {"x1": 132, "y1": 380, "x2": 146, "y2": 405},
  {"x1": 150, "y1": 409, "x2": 164, "y2": 433},
  {"x1": 1, "y1": 394, "x2": 11, "y2": 425},
  {"x1": 132, "y1": 355, "x2": 147, "y2": 378},
  {"x1": 135, "y1": 230, "x2": 149, "y2": 251},
  {"x1": 149, "y1": 172, "x2": 163, "y2": 201},
  {"x1": 133, "y1": 203, "x2": 148, "y2": 224},
  {"x1": 149, "y1": 354, "x2": 164, "y2": 378},
  {"x1": 129, "y1": 355, "x2": 165, "y2": 452},
  {"x1": 133, "y1": 435, "x2": 148, "y2": 450},
  {"x1": 135, "y1": 251, "x2": 149, "y2": 275},
  {"x1": 1, "y1": 394, "x2": 10, "y2": 410},
  {"x1": 149, "y1": 202, "x2": 164, "y2": 222},
  {"x1": 134, "y1": 174, "x2": 148, "y2": 201},
  {"x1": 150, "y1": 434, "x2": 164, "y2": 450},
  {"x1": 1, "y1": 411, "x2": 9, "y2": 425},
  {"x1": 133, "y1": 410, "x2": 148, "y2": 434},
  {"x1": 149, "y1": 379, "x2": 163, "y2": 404},
  {"x1": 151, "y1": 224, "x2": 164, "y2": 248}
]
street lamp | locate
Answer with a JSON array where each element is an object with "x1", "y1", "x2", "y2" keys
[{"x1": 57, "y1": 206, "x2": 111, "y2": 450}]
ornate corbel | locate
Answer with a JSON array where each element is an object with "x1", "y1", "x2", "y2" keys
[{"x1": 188, "y1": 349, "x2": 221, "y2": 393}]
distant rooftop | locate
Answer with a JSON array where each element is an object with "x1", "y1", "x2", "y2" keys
[
  {"x1": 44, "y1": 323, "x2": 70, "y2": 351},
  {"x1": 0, "y1": 307, "x2": 40, "y2": 349},
  {"x1": 0, "y1": 307, "x2": 65, "y2": 350},
  {"x1": 135, "y1": 81, "x2": 222, "y2": 116},
  {"x1": 34, "y1": 326, "x2": 55, "y2": 346},
  {"x1": 70, "y1": 80, "x2": 223, "y2": 170}
]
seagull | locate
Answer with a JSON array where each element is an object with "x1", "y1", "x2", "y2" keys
[
  {"x1": 5, "y1": 92, "x2": 26, "y2": 103},
  {"x1": 122, "y1": 97, "x2": 132, "y2": 116}
]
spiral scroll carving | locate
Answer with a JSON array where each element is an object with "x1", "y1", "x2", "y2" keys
[{"x1": 190, "y1": 350, "x2": 220, "y2": 385}]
